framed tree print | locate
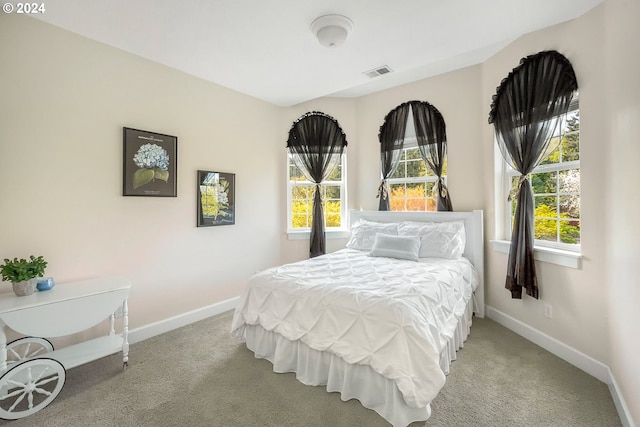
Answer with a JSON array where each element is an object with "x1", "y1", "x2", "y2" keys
[
  {"x1": 197, "y1": 170, "x2": 235, "y2": 227},
  {"x1": 123, "y1": 127, "x2": 177, "y2": 197}
]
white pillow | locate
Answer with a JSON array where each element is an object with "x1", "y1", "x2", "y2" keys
[
  {"x1": 398, "y1": 221, "x2": 466, "y2": 259},
  {"x1": 369, "y1": 233, "x2": 421, "y2": 261},
  {"x1": 346, "y1": 220, "x2": 399, "y2": 251}
]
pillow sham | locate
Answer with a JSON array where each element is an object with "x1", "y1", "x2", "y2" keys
[
  {"x1": 369, "y1": 233, "x2": 421, "y2": 261},
  {"x1": 346, "y1": 219, "x2": 399, "y2": 251},
  {"x1": 397, "y1": 221, "x2": 466, "y2": 259}
]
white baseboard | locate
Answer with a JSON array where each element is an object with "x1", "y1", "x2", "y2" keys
[
  {"x1": 486, "y1": 305, "x2": 635, "y2": 427},
  {"x1": 485, "y1": 305, "x2": 609, "y2": 382},
  {"x1": 128, "y1": 296, "x2": 240, "y2": 345},
  {"x1": 608, "y1": 370, "x2": 637, "y2": 427},
  {"x1": 125, "y1": 301, "x2": 636, "y2": 426}
]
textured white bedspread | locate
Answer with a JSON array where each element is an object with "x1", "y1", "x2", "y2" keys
[{"x1": 231, "y1": 248, "x2": 479, "y2": 408}]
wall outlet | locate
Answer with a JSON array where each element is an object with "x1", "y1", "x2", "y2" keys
[{"x1": 544, "y1": 304, "x2": 553, "y2": 318}]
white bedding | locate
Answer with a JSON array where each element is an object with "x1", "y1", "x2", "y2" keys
[{"x1": 231, "y1": 248, "x2": 479, "y2": 409}]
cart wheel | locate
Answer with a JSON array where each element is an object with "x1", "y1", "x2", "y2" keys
[
  {"x1": 6, "y1": 338, "x2": 54, "y2": 364},
  {"x1": 0, "y1": 358, "x2": 66, "y2": 420}
]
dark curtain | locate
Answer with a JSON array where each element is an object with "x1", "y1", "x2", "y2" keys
[
  {"x1": 488, "y1": 50, "x2": 578, "y2": 299},
  {"x1": 287, "y1": 111, "x2": 347, "y2": 258},
  {"x1": 377, "y1": 103, "x2": 410, "y2": 210},
  {"x1": 411, "y1": 100, "x2": 453, "y2": 211}
]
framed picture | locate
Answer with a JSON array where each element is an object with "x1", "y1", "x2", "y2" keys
[
  {"x1": 197, "y1": 171, "x2": 235, "y2": 227},
  {"x1": 123, "y1": 127, "x2": 177, "y2": 197}
]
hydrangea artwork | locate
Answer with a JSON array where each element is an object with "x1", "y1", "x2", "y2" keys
[
  {"x1": 123, "y1": 128, "x2": 177, "y2": 197},
  {"x1": 132, "y1": 143, "x2": 170, "y2": 189},
  {"x1": 197, "y1": 171, "x2": 235, "y2": 226}
]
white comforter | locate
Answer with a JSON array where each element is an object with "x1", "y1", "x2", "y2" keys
[{"x1": 231, "y1": 248, "x2": 479, "y2": 408}]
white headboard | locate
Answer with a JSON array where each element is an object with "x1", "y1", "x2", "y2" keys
[{"x1": 349, "y1": 209, "x2": 485, "y2": 318}]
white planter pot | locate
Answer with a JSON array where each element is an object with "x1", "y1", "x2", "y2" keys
[{"x1": 12, "y1": 278, "x2": 37, "y2": 296}]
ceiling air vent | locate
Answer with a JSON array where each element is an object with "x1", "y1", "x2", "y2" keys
[{"x1": 363, "y1": 65, "x2": 393, "y2": 78}]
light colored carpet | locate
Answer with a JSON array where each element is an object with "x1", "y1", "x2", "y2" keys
[{"x1": 0, "y1": 311, "x2": 621, "y2": 426}]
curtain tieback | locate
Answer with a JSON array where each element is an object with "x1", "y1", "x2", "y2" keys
[
  {"x1": 377, "y1": 180, "x2": 388, "y2": 200},
  {"x1": 508, "y1": 174, "x2": 529, "y2": 202},
  {"x1": 431, "y1": 177, "x2": 448, "y2": 198}
]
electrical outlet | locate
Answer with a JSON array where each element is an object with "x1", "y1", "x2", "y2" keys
[{"x1": 544, "y1": 304, "x2": 553, "y2": 318}]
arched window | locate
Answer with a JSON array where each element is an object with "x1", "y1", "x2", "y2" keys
[
  {"x1": 286, "y1": 111, "x2": 347, "y2": 258},
  {"x1": 489, "y1": 50, "x2": 579, "y2": 299},
  {"x1": 378, "y1": 101, "x2": 452, "y2": 212}
]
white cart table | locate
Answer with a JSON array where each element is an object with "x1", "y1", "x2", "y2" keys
[{"x1": 0, "y1": 277, "x2": 130, "y2": 419}]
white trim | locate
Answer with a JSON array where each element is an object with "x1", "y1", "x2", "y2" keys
[
  {"x1": 608, "y1": 370, "x2": 637, "y2": 427},
  {"x1": 496, "y1": 100, "x2": 581, "y2": 249},
  {"x1": 485, "y1": 305, "x2": 609, "y2": 382},
  {"x1": 128, "y1": 297, "x2": 239, "y2": 344},
  {"x1": 287, "y1": 230, "x2": 349, "y2": 240},
  {"x1": 286, "y1": 153, "x2": 347, "y2": 234},
  {"x1": 486, "y1": 305, "x2": 635, "y2": 426},
  {"x1": 490, "y1": 239, "x2": 582, "y2": 269},
  {"x1": 124, "y1": 298, "x2": 638, "y2": 425}
]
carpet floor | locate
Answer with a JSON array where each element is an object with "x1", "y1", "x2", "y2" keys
[{"x1": 0, "y1": 310, "x2": 621, "y2": 426}]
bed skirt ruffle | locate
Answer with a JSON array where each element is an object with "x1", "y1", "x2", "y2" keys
[{"x1": 241, "y1": 298, "x2": 474, "y2": 427}]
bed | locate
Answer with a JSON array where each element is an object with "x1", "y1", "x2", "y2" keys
[{"x1": 231, "y1": 209, "x2": 484, "y2": 426}]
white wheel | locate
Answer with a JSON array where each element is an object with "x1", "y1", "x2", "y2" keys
[
  {"x1": 6, "y1": 338, "x2": 54, "y2": 365},
  {"x1": 0, "y1": 358, "x2": 66, "y2": 420}
]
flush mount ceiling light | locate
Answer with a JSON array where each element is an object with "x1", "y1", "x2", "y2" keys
[{"x1": 311, "y1": 14, "x2": 353, "y2": 48}]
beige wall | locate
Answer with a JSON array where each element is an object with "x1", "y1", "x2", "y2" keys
[
  {"x1": 296, "y1": 2, "x2": 639, "y2": 422},
  {"x1": 0, "y1": 15, "x2": 283, "y2": 332},
  {"x1": 353, "y1": 64, "x2": 485, "y2": 213},
  {"x1": 479, "y1": 5, "x2": 640, "y2": 422},
  {"x1": 604, "y1": 0, "x2": 640, "y2": 423},
  {"x1": 1, "y1": 2, "x2": 638, "y2": 423},
  {"x1": 288, "y1": 65, "x2": 486, "y2": 258},
  {"x1": 481, "y1": 4, "x2": 610, "y2": 362}
]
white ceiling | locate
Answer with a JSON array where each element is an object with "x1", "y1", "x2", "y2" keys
[{"x1": 34, "y1": 0, "x2": 604, "y2": 106}]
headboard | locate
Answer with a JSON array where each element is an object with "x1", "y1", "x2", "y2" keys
[{"x1": 349, "y1": 209, "x2": 485, "y2": 318}]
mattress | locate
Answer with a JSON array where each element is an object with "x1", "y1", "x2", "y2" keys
[{"x1": 231, "y1": 247, "x2": 479, "y2": 418}]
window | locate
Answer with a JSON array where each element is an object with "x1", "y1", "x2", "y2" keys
[
  {"x1": 502, "y1": 97, "x2": 580, "y2": 250},
  {"x1": 287, "y1": 154, "x2": 347, "y2": 232},
  {"x1": 387, "y1": 139, "x2": 444, "y2": 212}
]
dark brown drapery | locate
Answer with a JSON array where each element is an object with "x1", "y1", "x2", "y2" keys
[
  {"x1": 488, "y1": 50, "x2": 578, "y2": 299},
  {"x1": 377, "y1": 103, "x2": 410, "y2": 210},
  {"x1": 287, "y1": 111, "x2": 347, "y2": 258},
  {"x1": 411, "y1": 100, "x2": 452, "y2": 211},
  {"x1": 377, "y1": 100, "x2": 452, "y2": 211}
]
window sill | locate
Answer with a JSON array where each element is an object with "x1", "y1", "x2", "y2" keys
[
  {"x1": 287, "y1": 230, "x2": 350, "y2": 240},
  {"x1": 490, "y1": 240, "x2": 582, "y2": 269}
]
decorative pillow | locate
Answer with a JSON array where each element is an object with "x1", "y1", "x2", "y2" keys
[
  {"x1": 346, "y1": 220, "x2": 399, "y2": 251},
  {"x1": 369, "y1": 233, "x2": 421, "y2": 261},
  {"x1": 397, "y1": 221, "x2": 466, "y2": 259}
]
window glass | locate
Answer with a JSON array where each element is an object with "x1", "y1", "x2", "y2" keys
[
  {"x1": 287, "y1": 155, "x2": 346, "y2": 231},
  {"x1": 387, "y1": 142, "x2": 442, "y2": 212},
  {"x1": 503, "y1": 98, "x2": 580, "y2": 249}
]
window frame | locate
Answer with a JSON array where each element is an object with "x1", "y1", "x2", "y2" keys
[
  {"x1": 286, "y1": 153, "x2": 348, "y2": 236},
  {"x1": 495, "y1": 96, "x2": 581, "y2": 264},
  {"x1": 385, "y1": 137, "x2": 443, "y2": 212}
]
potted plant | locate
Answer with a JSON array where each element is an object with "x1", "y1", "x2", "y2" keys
[{"x1": 0, "y1": 255, "x2": 48, "y2": 296}]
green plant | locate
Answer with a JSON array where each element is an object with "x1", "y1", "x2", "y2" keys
[{"x1": 0, "y1": 255, "x2": 48, "y2": 283}]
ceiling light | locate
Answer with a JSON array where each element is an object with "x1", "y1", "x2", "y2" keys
[{"x1": 310, "y1": 14, "x2": 353, "y2": 48}]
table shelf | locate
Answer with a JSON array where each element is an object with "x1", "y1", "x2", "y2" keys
[{"x1": 0, "y1": 277, "x2": 131, "y2": 419}]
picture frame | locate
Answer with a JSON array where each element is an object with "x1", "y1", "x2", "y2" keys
[
  {"x1": 123, "y1": 127, "x2": 177, "y2": 197},
  {"x1": 197, "y1": 171, "x2": 235, "y2": 227}
]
